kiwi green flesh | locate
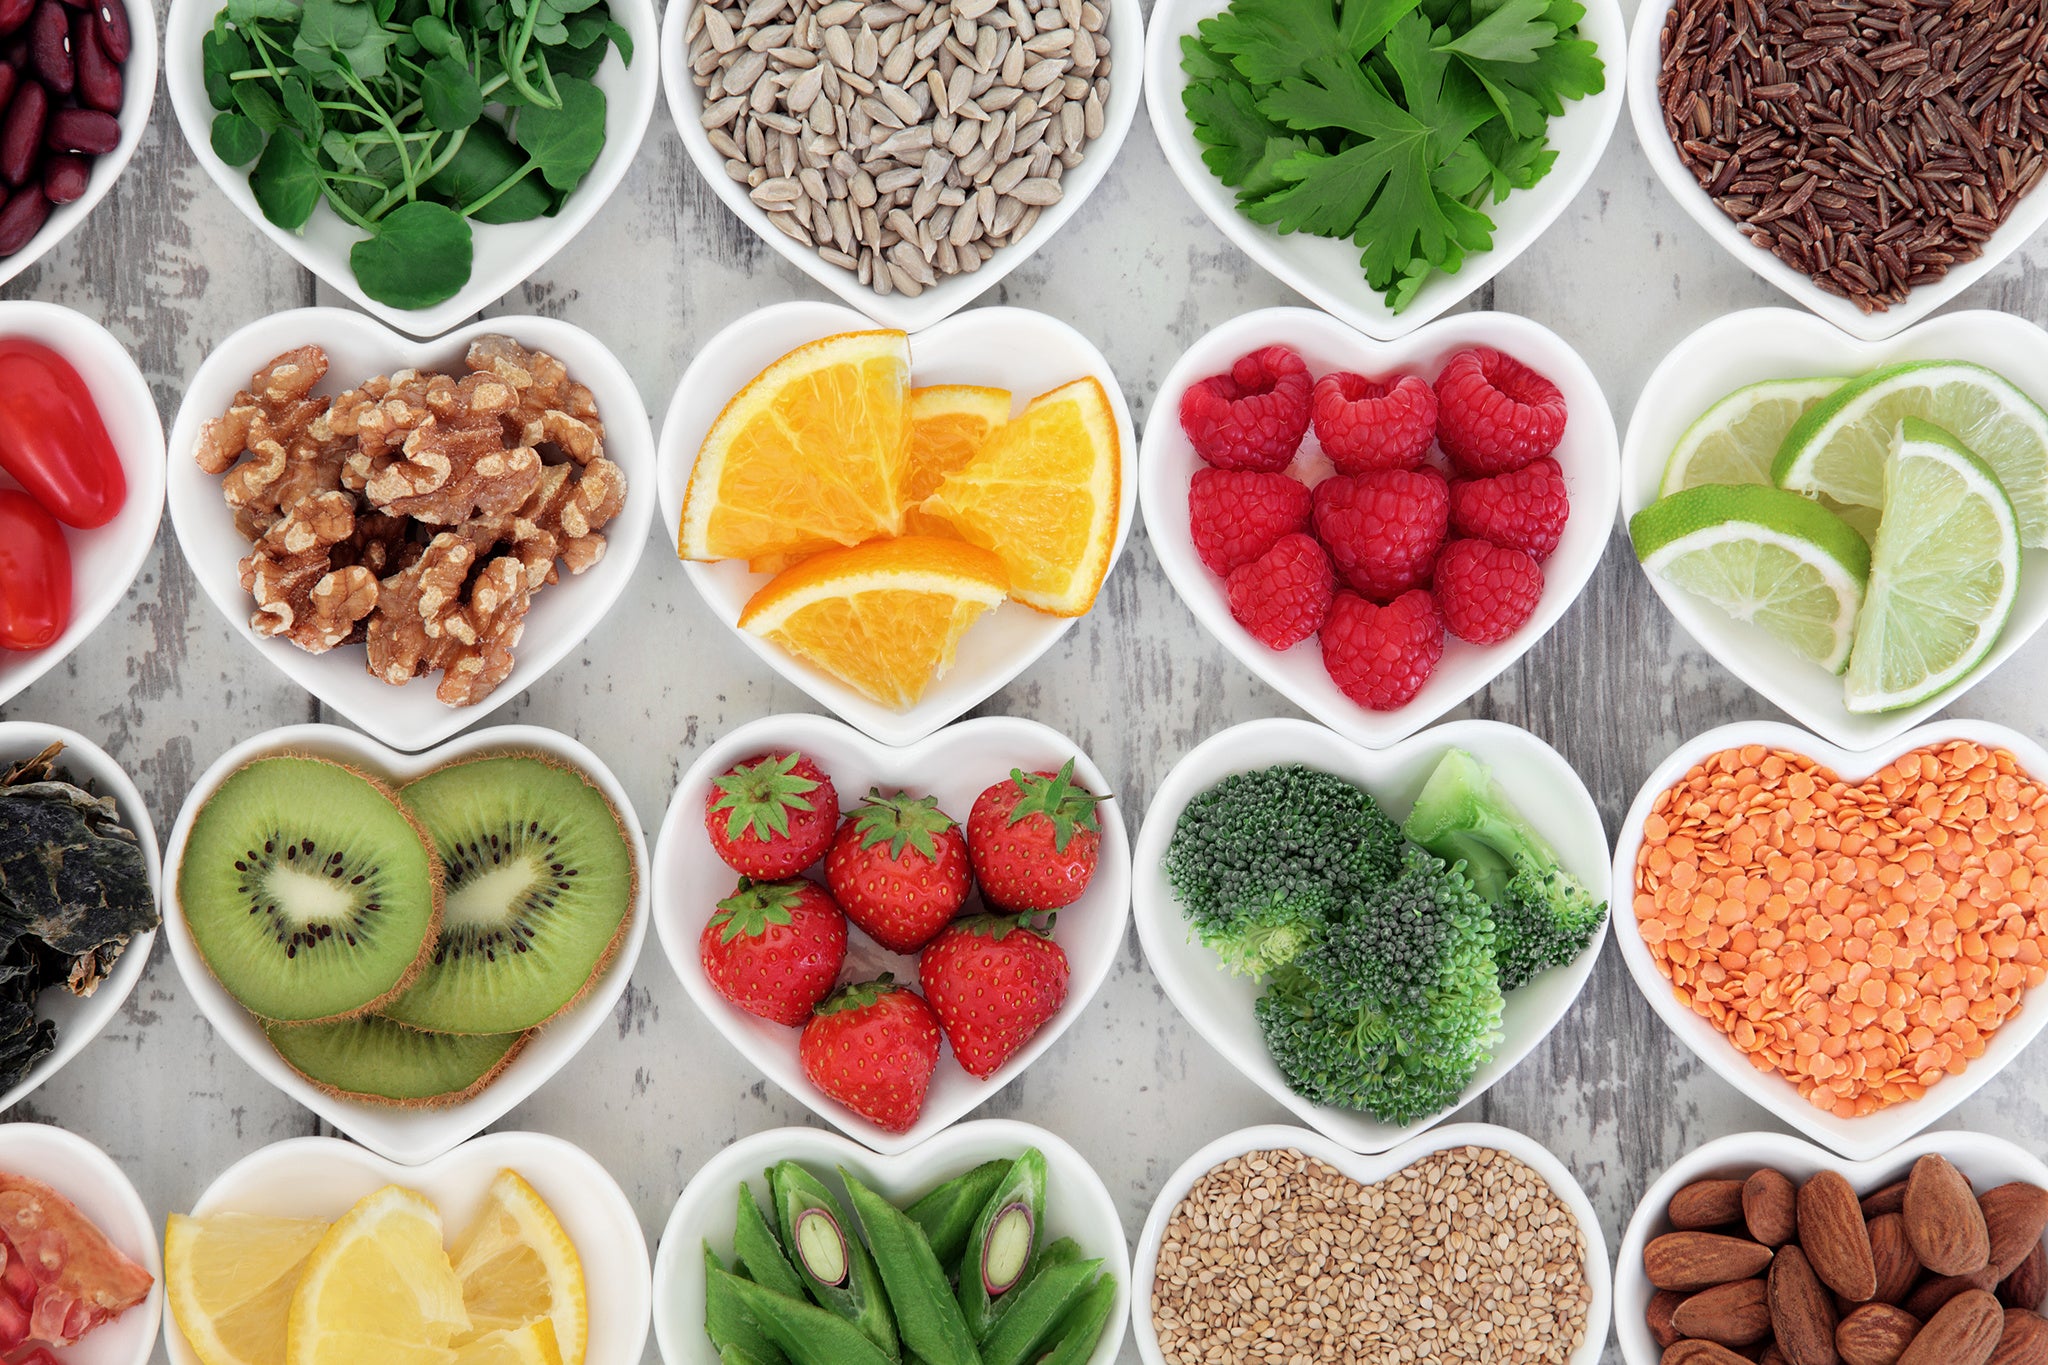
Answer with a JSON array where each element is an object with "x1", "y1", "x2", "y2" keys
[
  {"x1": 264, "y1": 1015, "x2": 527, "y2": 1106},
  {"x1": 177, "y1": 757, "x2": 440, "y2": 1022},
  {"x1": 381, "y1": 754, "x2": 634, "y2": 1034}
]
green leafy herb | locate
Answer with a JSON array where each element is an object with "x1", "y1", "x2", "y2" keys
[
  {"x1": 211, "y1": 111, "x2": 266, "y2": 165},
  {"x1": 350, "y1": 200, "x2": 474, "y2": 308}
]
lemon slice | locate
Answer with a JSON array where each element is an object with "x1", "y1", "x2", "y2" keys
[
  {"x1": 449, "y1": 1171, "x2": 588, "y2": 1365},
  {"x1": 166, "y1": 1212, "x2": 330, "y2": 1365},
  {"x1": 1660, "y1": 376, "x2": 1843, "y2": 495},
  {"x1": 287, "y1": 1185, "x2": 470, "y2": 1365},
  {"x1": 451, "y1": 1321, "x2": 563, "y2": 1365}
]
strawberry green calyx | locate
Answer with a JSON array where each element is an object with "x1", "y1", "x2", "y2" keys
[
  {"x1": 954, "y1": 912, "x2": 1054, "y2": 943},
  {"x1": 710, "y1": 878, "x2": 809, "y2": 943},
  {"x1": 1001, "y1": 759, "x2": 1106, "y2": 852},
  {"x1": 850, "y1": 789, "x2": 958, "y2": 860},
  {"x1": 711, "y1": 752, "x2": 822, "y2": 841},
  {"x1": 815, "y1": 973, "x2": 903, "y2": 1016}
]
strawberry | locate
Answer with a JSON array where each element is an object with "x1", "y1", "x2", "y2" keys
[
  {"x1": 918, "y1": 914, "x2": 1071, "y2": 1079},
  {"x1": 798, "y1": 975, "x2": 943, "y2": 1133},
  {"x1": 966, "y1": 760, "x2": 1106, "y2": 911},
  {"x1": 825, "y1": 789, "x2": 972, "y2": 953},
  {"x1": 704, "y1": 751, "x2": 840, "y2": 879},
  {"x1": 698, "y1": 878, "x2": 848, "y2": 1026}
]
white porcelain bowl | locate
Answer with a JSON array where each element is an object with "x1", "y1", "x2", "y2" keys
[
  {"x1": 661, "y1": 0, "x2": 1143, "y2": 333},
  {"x1": 1132, "y1": 717, "x2": 1609, "y2": 1153},
  {"x1": 165, "y1": 308, "x2": 654, "y2": 753},
  {"x1": 1614, "y1": 1129, "x2": 2048, "y2": 1363},
  {"x1": 163, "y1": 0, "x2": 657, "y2": 338},
  {"x1": 165, "y1": 1130, "x2": 650, "y2": 1365},
  {"x1": 1611, "y1": 718, "x2": 2048, "y2": 1162},
  {"x1": 1145, "y1": 0, "x2": 1623, "y2": 340},
  {"x1": 1140, "y1": 307, "x2": 1619, "y2": 750},
  {"x1": 0, "y1": 302, "x2": 165, "y2": 711},
  {"x1": 1621, "y1": 308, "x2": 2048, "y2": 752},
  {"x1": 1130, "y1": 1122, "x2": 1611, "y2": 1365},
  {"x1": 160, "y1": 723, "x2": 650, "y2": 1166},
  {"x1": 653, "y1": 1119, "x2": 1129, "y2": 1365},
  {"x1": 657, "y1": 299, "x2": 1138, "y2": 746},
  {"x1": 653, "y1": 711, "x2": 1130, "y2": 1154},
  {"x1": 0, "y1": 723, "x2": 159, "y2": 1115},
  {"x1": 1627, "y1": 1, "x2": 2048, "y2": 341}
]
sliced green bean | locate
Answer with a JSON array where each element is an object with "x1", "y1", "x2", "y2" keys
[
  {"x1": 734, "y1": 1182, "x2": 808, "y2": 1302},
  {"x1": 957, "y1": 1149, "x2": 1048, "y2": 1338},
  {"x1": 840, "y1": 1167, "x2": 985, "y2": 1365},
  {"x1": 906, "y1": 1160, "x2": 1011, "y2": 1267},
  {"x1": 705, "y1": 1242, "x2": 790, "y2": 1365},
  {"x1": 1030, "y1": 1273, "x2": 1118, "y2": 1365},
  {"x1": 977, "y1": 1260, "x2": 1101, "y2": 1365},
  {"x1": 769, "y1": 1161, "x2": 899, "y2": 1359},
  {"x1": 712, "y1": 1268, "x2": 896, "y2": 1365}
]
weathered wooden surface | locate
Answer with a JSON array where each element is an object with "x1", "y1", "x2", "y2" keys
[{"x1": 6, "y1": 0, "x2": 2048, "y2": 1358}]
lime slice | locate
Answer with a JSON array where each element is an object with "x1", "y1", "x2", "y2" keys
[
  {"x1": 1773, "y1": 360, "x2": 2048, "y2": 546},
  {"x1": 1660, "y1": 377, "x2": 1844, "y2": 495},
  {"x1": 1820, "y1": 495, "x2": 1882, "y2": 545},
  {"x1": 1631, "y1": 484, "x2": 1871, "y2": 674},
  {"x1": 1843, "y1": 418, "x2": 2020, "y2": 714}
]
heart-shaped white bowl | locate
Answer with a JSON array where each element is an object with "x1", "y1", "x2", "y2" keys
[
  {"x1": 1614, "y1": 1128, "x2": 2048, "y2": 1363},
  {"x1": 1611, "y1": 718, "x2": 2048, "y2": 1162},
  {"x1": 657, "y1": 299, "x2": 1138, "y2": 746},
  {"x1": 1145, "y1": 0, "x2": 1624, "y2": 341},
  {"x1": 160, "y1": 723, "x2": 650, "y2": 1166},
  {"x1": 652, "y1": 1119, "x2": 1130, "y2": 1365},
  {"x1": 1140, "y1": 306, "x2": 1620, "y2": 749},
  {"x1": 660, "y1": 0, "x2": 1144, "y2": 333},
  {"x1": 164, "y1": 307, "x2": 655, "y2": 753},
  {"x1": 0, "y1": 723, "x2": 159, "y2": 1116},
  {"x1": 654, "y1": 712, "x2": 1130, "y2": 1154},
  {"x1": 1620, "y1": 308, "x2": 2048, "y2": 752},
  {"x1": 165, "y1": 1130, "x2": 650, "y2": 1365},
  {"x1": 163, "y1": 0, "x2": 657, "y2": 339},
  {"x1": 1626, "y1": 1, "x2": 2048, "y2": 341},
  {"x1": 1131, "y1": 1121, "x2": 1611, "y2": 1365},
  {"x1": 0, "y1": 302, "x2": 165, "y2": 711},
  {"x1": 0, "y1": 1123, "x2": 163, "y2": 1365},
  {"x1": 1132, "y1": 716, "x2": 1610, "y2": 1153}
]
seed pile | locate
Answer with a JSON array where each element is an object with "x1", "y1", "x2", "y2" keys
[
  {"x1": 1151, "y1": 1147, "x2": 1591, "y2": 1365},
  {"x1": 1658, "y1": 0, "x2": 2048, "y2": 313},
  {"x1": 685, "y1": 0, "x2": 1112, "y2": 297},
  {"x1": 1635, "y1": 741, "x2": 2048, "y2": 1118}
]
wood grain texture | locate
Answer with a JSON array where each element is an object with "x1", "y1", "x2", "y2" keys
[{"x1": 7, "y1": 0, "x2": 2048, "y2": 1360}]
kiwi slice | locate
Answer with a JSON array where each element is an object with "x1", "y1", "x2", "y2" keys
[
  {"x1": 264, "y1": 1016, "x2": 528, "y2": 1107},
  {"x1": 380, "y1": 752, "x2": 635, "y2": 1034},
  {"x1": 177, "y1": 756, "x2": 442, "y2": 1023}
]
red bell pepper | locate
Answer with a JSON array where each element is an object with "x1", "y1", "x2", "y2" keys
[
  {"x1": 0, "y1": 336, "x2": 125, "y2": 528},
  {"x1": 0, "y1": 489, "x2": 70, "y2": 651}
]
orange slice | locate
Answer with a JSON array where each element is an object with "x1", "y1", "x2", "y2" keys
[
  {"x1": 680, "y1": 330, "x2": 911, "y2": 564},
  {"x1": 918, "y1": 376, "x2": 1121, "y2": 616},
  {"x1": 738, "y1": 537, "x2": 1009, "y2": 708},
  {"x1": 904, "y1": 385, "x2": 1013, "y2": 505}
]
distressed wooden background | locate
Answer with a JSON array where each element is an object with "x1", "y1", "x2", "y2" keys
[{"x1": 6, "y1": 0, "x2": 2048, "y2": 1358}]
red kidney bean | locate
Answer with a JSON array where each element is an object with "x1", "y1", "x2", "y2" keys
[
  {"x1": 42, "y1": 106, "x2": 110, "y2": 153},
  {"x1": 0, "y1": 64, "x2": 14, "y2": 117},
  {"x1": 28, "y1": 1, "x2": 68, "y2": 97},
  {"x1": 39, "y1": 151, "x2": 79, "y2": 202},
  {"x1": 0, "y1": 0, "x2": 30, "y2": 39},
  {"x1": 0, "y1": 79, "x2": 45, "y2": 185},
  {"x1": 87, "y1": 0, "x2": 117, "y2": 62},
  {"x1": 69, "y1": 8, "x2": 111, "y2": 111},
  {"x1": 0, "y1": 184, "x2": 46, "y2": 253}
]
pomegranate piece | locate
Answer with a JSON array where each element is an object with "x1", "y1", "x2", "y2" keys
[{"x1": 0, "y1": 1174, "x2": 152, "y2": 1347}]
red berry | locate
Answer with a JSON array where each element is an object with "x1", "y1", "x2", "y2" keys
[
  {"x1": 1319, "y1": 589, "x2": 1444, "y2": 711},
  {"x1": 704, "y1": 751, "x2": 840, "y2": 879},
  {"x1": 1435, "y1": 538, "x2": 1544, "y2": 644},
  {"x1": 1434, "y1": 347, "x2": 1568, "y2": 475},
  {"x1": 1449, "y1": 456, "x2": 1570, "y2": 560},
  {"x1": 967, "y1": 760, "x2": 1105, "y2": 911},
  {"x1": 825, "y1": 790, "x2": 972, "y2": 954},
  {"x1": 1226, "y1": 532, "x2": 1334, "y2": 650},
  {"x1": 1188, "y1": 467, "x2": 1312, "y2": 576},
  {"x1": 1178, "y1": 345, "x2": 1313, "y2": 472},
  {"x1": 918, "y1": 914, "x2": 1071, "y2": 1079},
  {"x1": 1311, "y1": 468, "x2": 1449, "y2": 601},
  {"x1": 1311, "y1": 371, "x2": 1438, "y2": 473},
  {"x1": 699, "y1": 878, "x2": 849, "y2": 1026},
  {"x1": 799, "y1": 975, "x2": 942, "y2": 1133}
]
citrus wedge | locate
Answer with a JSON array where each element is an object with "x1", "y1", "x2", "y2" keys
[
  {"x1": 1631, "y1": 483, "x2": 1872, "y2": 674},
  {"x1": 680, "y1": 330, "x2": 912, "y2": 564},
  {"x1": 1660, "y1": 376, "x2": 1843, "y2": 494},
  {"x1": 286, "y1": 1185, "x2": 470, "y2": 1365},
  {"x1": 1844, "y1": 418, "x2": 2020, "y2": 714},
  {"x1": 918, "y1": 376, "x2": 1121, "y2": 616},
  {"x1": 739, "y1": 536, "x2": 1010, "y2": 708},
  {"x1": 904, "y1": 385, "x2": 1012, "y2": 505},
  {"x1": 448, "y1": 1170, "x2": 587, "y2": 1365},
  {"x1": 166, "y1": 1212, "x2": 330, "y2": 1365},
  {"x1": 451, "y1": 1322, "x2": 562, "y2": 1365}
]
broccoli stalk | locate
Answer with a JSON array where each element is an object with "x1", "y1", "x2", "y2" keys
[{"x1": 1401, "y1": 749, "x2": 1607, "y2": 993}]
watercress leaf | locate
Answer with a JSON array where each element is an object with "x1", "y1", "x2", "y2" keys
[
  {"x1": 1433, "y1": 0, "x2": 1553, "y2": 63},
  {"x1": 412, "y1": 13, "x2": 462, "y2": 56},
  {"x1": 250, "y1": 129, "x2": 324, "y2": 229},
  {"x1": 513, "y1": 74, "x2": 606, "y2": 189},
  {"x1": 421, "y1": 54, "x2": 484, "y2": 128},
  {"x1": 233, "y1": 80, "x2": 288, "y2": 131},
  {"x1": 293, "y1": 0, "x2": 396, "y2": 76},
  {"x1": 210, "y1": 111, "x2": 266, "y2": 165},
  {"x1": 548, "y1": 30, "x2": 610, "y2": 79},
  {"x1": 425, "y1": 115, "x2": 554, "y2": 220},
  {"x1": 372, "y1": 0, "x2": 398, "y2": 23},
  {"x1": 582, "y1": 14, "x2": 630, "y2": 59},
  {"x1": 281, "y1": 72, "x2": 323, "y2": 139},
  {"x1": 226, "y1": 0, "x2": 299, "y2": 22},
  {"x1": 550, "y1": 0, "x2": 602, "y2": 15},
  {"x1": 350, "y1": 200, "x2": 473, "y2": 307},
  {"x1": 201, "y1": 28, "x2": 252, "y2": 109},
  {"x1": 1183, "y1": 76, "x2": 1284, "y2": 185},
  {"x1": 321, "y1": 127, "x2": 367, "y2": 170}
]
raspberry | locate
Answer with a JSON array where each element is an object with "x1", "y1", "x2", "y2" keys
[
  {"x1": 1319, "y1": 589, "x2": 1444, "y2": 711},
  {"x1": 1311, "y1": 468, "x2": 1449, "y2": 601},
  {"x1": 1178, "y1": 346, "x2": 1313, "y2": 471},
  {"x1": 1434, "y1": 539, "x2": 1544, "y2": 644},
  {"x1": 1449, "y1": 457, "x2": 1570, "y2": 560},
  {"x1": 1312, "y1": 371, "x2": 1437, "y2": 474},
  {"x1": 1434, "y1": 347, "x2": 1568, "y2": 475},
  {"x1": 1226, "y1": 533, "x2": 1334, "y2": 650},
  {"x1": 1188, "y1": 468, "x2": 1312, "y2": 576}
]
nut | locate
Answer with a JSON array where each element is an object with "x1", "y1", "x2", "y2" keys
[
  {"x1": 1837, "y1": 1303, "x2": 1921, "y2": 1365},
  {"x1": 1769, "y1": 1244, "x2": 1841, "y2": 1365},
  {"x1": 1905, "y1": 1270, "x2": 2001, "y2": 1322},
  {"x1": 1992, "y1": 1309, "x2": 2048, "y2": 1365},
  {"x1": 1908, "y1": 1155, "x2": 1993, "y2": 1278},
  {"x1": 1898, "y1": 1289, "x2": 2004, "y2": 1365},
  {"x1": 1864, "y1": 1183, "x2": 1910, "y2": 1220},
  {"x1": 1747, "y1": 1168, "x2": 1800, "y2": 1247},
  {"x1": 1802, "y1": 1171, "x2": 1880, "y2": 1303},
  {"x1": 1870, "y1": 1213, "x2": 1925, "y2": 1306},
  {"x1": 1664, "y1": 1342, "x2": 1754, "y2": 1365},
  {"x1": 1673, "y1": 1180, "x2": 1751, "y2": 1231},
  {"x1": 2003, "y1": 1242, "x2": 2047, "y2": 1312},
  {"x1": 1647, "y1": 1232, "x2": 1777, "y2": 1293},
  {"x1": 1674, "y1": 1277, "x2": 1772, "y2": 1346},
  {"x1": 1650, "y1": 1289, "x2": 1687, "y2": 1348},
  {"x1": 1984, "y1": 1186, "x2": 2048, "y2": 1281}
]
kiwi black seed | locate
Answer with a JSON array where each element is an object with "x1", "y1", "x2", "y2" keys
[
  {"x1": 263, "y1": 1015, "x2": 528, "y2": 1107},
  {"x1": 380, "y1": 751, "x2": 635, "y2": 1034},
  {"x1": 177, "y1": 755, "x2": 442, "y2": 1023}
]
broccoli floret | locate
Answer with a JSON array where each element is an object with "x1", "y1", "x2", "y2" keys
[
  {"x1": 1401, "y1": 748, "x2": 1607, "y2": 993},
  {"x1": 1162, "y1": 764, "x2": 1404, "y2": 977}
]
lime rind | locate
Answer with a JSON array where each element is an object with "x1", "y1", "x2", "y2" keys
[{"x1": 1660, "y1": 376, "x2": 1844, "y2": 496}]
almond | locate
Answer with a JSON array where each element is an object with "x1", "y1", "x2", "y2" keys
[
  {"x1": 1674, "y1": 1179, "x2": 1753, "y2": 1231},
  {"x1": 2003, "y1": 1242, "x2": 2047, "y2": 1313},
  {"x1": 1992, "y1": 1308, "x2": 2048, "y2": 1365},
  {"x1": 1771, "y1": 1243, "x2": 1842, "y2": 1365},
  {"x1": 1648, "y1": 1231, "x2": 1778, "y2": 1293},
  {"x1": 1650, "y1": 1288, "x2": 1688, "y2": 1348},
  {"x1": 1864, "y1": 1182, "x2": 1910, "y2": 1219},
  {"x1": 1870, "y1": 1213, "x2": 1925, "y2": 1306},
  {"x1": 1898, "y1": 1289, "x2": 2005, "y2": 1365},
  {"x1": 1664, "y1": 1341, "x2": 1758, "y2": 1365},
  {"x1": 1764, "y1": 1349, "x2": 1793, "y2": 1365},
  {"x1": 1837, "y1": 1303, "x2": 1920, "y2": 1365},
  {"x1": 1748, "y1": 1168, "x2": 1800, "y2": 1247},
  {"x1": 1907, "y1": 1154, "x2": 1992, "y2": 1277},
  {"x1": 1803, "y1": 1171, "x2": 1880, "y2": 1302},
  {"x1": 1675, "y1": 1277, "x2": 1773, "y2": 1347},
  {"x1": 1983, "y1": 1186, "x2": 2048, "y2": 1281},
  {"x1": 1905, "y1": 1269, "x2": 2000, "y2": 1322}
]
